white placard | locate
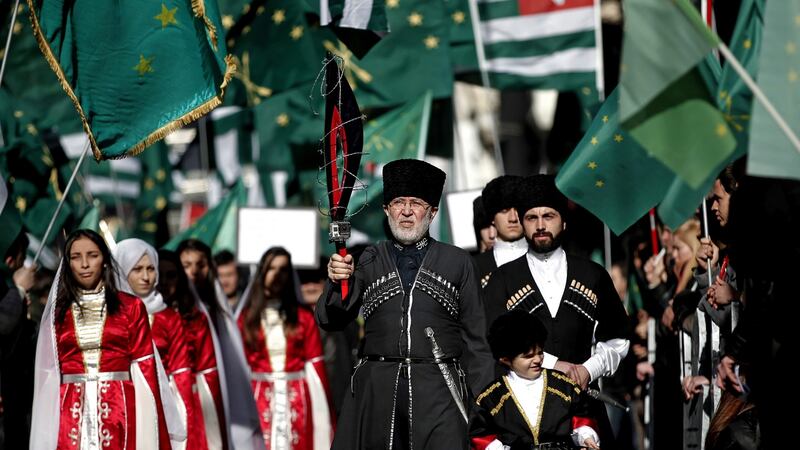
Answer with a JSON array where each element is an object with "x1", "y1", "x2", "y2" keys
[
  {"x1": 445, "y1": 189, "x2": 482, "y2": 251},
  {"x1": 237, "y1": 208, "x2": 320, "y2": 268}
]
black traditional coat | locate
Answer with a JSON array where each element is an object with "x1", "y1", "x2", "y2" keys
[
  {"x1": 470, "y1": 369, "x2": 596, "y2": 450},
  {"x1": 484, "y1": 254, "x2": 629, "y2": 365},
  {"x1": 316, "y1": 238, "x2": 495, "y2": 450},
  {"x1": 473, "y1": 251, "x2": 498, "y2": 289}
]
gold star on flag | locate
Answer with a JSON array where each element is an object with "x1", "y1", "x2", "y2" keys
[
  {"x1": 581, "y1": 87, "x2": 592, "y2": 96},
  {"x1": 222, "y1": 15, "x2": 234, "y2": 29},
  {"x1": 715, "y1": 123, "x2": 728, "y2": 137},
  {"x1": 13, "y1": 110, "x2": 23, "y2": 118},
  {"x1": 142, "y1": 223, "x2": 158, "y2": 233},
  {"x1": 602, "y1": 115, "x2": 608, "y2": 123},
  {"x1": 613, "y1": 134, "x2": 624, "y2": 143},
  {"x1": 587, "y1": 161, "x2": 598, "y2": 170},
  {"x1": 789, "y1": 69, "x2": 799, "y2": 83},
  {"x1": 795, "y1": 15, "x2": 800, "y2": 26},
  {"x1": 273, "y1": 9, "x2": 286, "y2": 24},
  {"x1": 595, "y1": 180, "x2": 605, "y2": 188},
  {"x1": 787, "y1": 41, "x2": 797, "y2": 55},
  {"x1": 142, "y1": 209, "x2": 153, "y2": 219},
  {"x1": 590, "y1": 136, "x2": 599, "y2": 146},
  {"x1": 156, "y1": 169, "x2": 166, "y2": 181},
  {"x1": 290, "y1": 25, "x2": 304, "y2": 40},
  {"x1": 276, "y1": 113, "x2": 290, "y2": 127},
  {"x1": 13, "y1": 22, "x2": 22, "y2": 35},
  {"x1": 257, "y1": 5, "x2": 265, "y2": 15},
  {"x1": 408, "y1": 12, "x2": 423, "y2": 27},
  {"x1": 144, "y1": 178, "x2": 155, "y2": 190},
  {"x1": 719, "y1": 90, "x2": 728, "y2": 99},
  {"x1": 452, "y1": 11, "x2": 465, "y2": 24},
  {"x1": 424, "y1": 35, "x2": 439, "y2": 49},
  {"x1": 16, "y1": 197, "x2": 26, "y2": 212},
  {"x1": 155, "y1": 196, "x2": 167, "y2": 210},
  {"x1": 743, "y1": 39, "x2": 752, "y2": 49},
  {"x1": 386, "y1": 0, "x2": 399, "y2": 8},
  {"x1": 154, "y1": 4, "x2": 178, "y2": 28},
  {"x1": 133, "y1": 55, "x2": 154, "y2": 76},
  {"x1": 242, "y1": 4, "x2": 250, "y2": 13},
  {"x1": 243, "y1": 25, "x2": 252, "y2": 35},
  {"x1": 26, "y1": 124, "x2": 38, "y2": 136}
]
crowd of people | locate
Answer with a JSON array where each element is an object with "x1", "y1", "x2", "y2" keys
[{"x1": 0, "y1": 157, "x2": 793, "y2": 449}]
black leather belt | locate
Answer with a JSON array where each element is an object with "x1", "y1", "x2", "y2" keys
[
  {"x1": 531, "y1": 441, "x2": 575, "y2": 450},
  {"x1": 363, "y1": 355, "x2": 459, "y2": 364}
]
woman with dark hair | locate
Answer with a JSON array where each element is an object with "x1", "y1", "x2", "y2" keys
[
  {"x1": 30, "y1": 229, "x2": 171, "y2": 449},
  {"x1": 158, "y1": 248, "x2": 224, "y2": 450},
  {"x1": 175, "y1": 239, "x2": 264, "y2": 449},
  {"x1": 237, "y1": 247, "x2": 333, "y2": 450}
]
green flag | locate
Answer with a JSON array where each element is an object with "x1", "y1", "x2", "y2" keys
[
  {"x1": 163, "y1": 180, "x2": 246, "y2": 253},
  {"x1": 746, "y1": 0, "x2": 800, "y2": 180},
  {"x1": 77, "y1": 205, "x2": 100, "y2": 232},
  {"x1": 556, "y1": 89, "x2": 676, "y2": 235},
  {"x1": 657, "y1": 0, "x2": 765, "y2": 227},
  {"x1": 321, "y1": 0, "x2": 388, "y2": 32},
  {"x1": 136, "y1": 141, "x2": 174, "y2": 243},
  {"x1": 27, "y1": 0, "x2": 235, "y2": 160},
  {"x1": 1, "y1": 3, "x2": 81, "y2": 134},
  {"x1": 325, "y1": 0, "x2": 453, "y2": 108},
  {"x1": 620, "y1": 0, "x2": 735, "y2": 188}
]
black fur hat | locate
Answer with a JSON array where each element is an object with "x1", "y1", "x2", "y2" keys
[
  {"x1": 481, "y1": 175, "x2": 522, "y2": 218},
  {"x1": 514, "y1": 174, "x2": 568, "y2": 218},
  {"x1": 382, "y1": 159, "x2": 446, "y2": 207},
  {"x1": 488, "y1": 310, "x2": 548, "y2": 361},
  {"x1": 473, "y1": 196, "x2": 492, "y2": 230}
]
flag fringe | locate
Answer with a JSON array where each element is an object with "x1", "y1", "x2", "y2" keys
[
  {"x1": 191, "y1": 0, "x2": 219, "y2": 49},
  {"x1": 26, "y1": 1, "x2": 236, "y2": 160},
  {"x1": 26, "y1": 0, "x2": 101, "y2": 160}
]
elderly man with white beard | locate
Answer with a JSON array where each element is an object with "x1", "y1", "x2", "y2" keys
[{"x1": 316, "y1": 159, "x2": 495, "y2": 450}]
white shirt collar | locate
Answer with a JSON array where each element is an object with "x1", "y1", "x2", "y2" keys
[
  {"x1": 528, "y1": 246, "x2": 566, "y2": 263},
  {"x1": 507, "y1": 369, "x2": 543, "y2": 388},
  {"x1": 493, "y1": 236, "x2": 528, "y2": 267}
]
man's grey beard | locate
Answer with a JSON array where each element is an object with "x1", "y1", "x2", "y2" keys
[{"x1": 389, "y1": 211, "x2": 433, "y2": 245}]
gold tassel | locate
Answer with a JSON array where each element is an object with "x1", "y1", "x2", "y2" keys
[{"x1": 192, "y1": 0, "x2": 219, "y2": 49}]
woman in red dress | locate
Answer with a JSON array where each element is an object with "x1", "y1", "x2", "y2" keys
[
  {"x1": 31, "y1": 229, "x2": 171, "y2": 449},
  {"x1": 158, "y1": 249, "x2": 225, "y2": 450},
  {"x1": 114, "y1": 238, "x2": 192, "y2": 449},
  {"x1": 237, "y1": 247, "x2": 334, "y2": 450}
]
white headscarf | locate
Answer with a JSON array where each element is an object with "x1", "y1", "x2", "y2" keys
[
  {"x1": 112, "y1": 238, "x2": 187, "y2": 446},
  {"x1": 113, "y1": 238, "x2": 166, "y2": 314}
]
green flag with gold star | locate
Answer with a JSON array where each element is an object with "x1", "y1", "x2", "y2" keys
[
  {"x1": 163, "y1": 179, "x2": 246, "y2": 253},
  {"x1": 746, "y1": 0, "x2": 800, "y2": 181},
  {"x1": 27, "y1": 0, "x2": 235, "y2": 160},
  {"x1": 620, "y1": 0, "x2": 736, "y2": 189}
]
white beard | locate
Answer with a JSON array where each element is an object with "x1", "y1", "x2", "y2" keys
[{"x1": 388, "y1": 211, "x2": 433, "y2": 245}]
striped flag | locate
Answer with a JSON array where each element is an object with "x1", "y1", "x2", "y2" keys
[
  {"x1": 477, "y1": 0, "x2": 602, "y2": 91},
  {"x1": 320, "y1": 0, "x2": 388, "y2": 32}
]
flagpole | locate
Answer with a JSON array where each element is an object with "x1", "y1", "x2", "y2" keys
[
  {"x1": 593, "y1": 0, "x2": 606, "y2": 101},
  {"x1": 0, "y1": 0, "x2": 21, "y2": 147},
  {"x1": 466, "y1": 0, "x2": 505, "y2": 175},
  {"x1": 674, "y1": 0, "x2": 800, "y2": 156},
  {"x1": 701, "y1": 198, "x2": 713, "y2": 286},
  {"x1": 33, "y1": 140, "x2": 90, "y2": 266}
]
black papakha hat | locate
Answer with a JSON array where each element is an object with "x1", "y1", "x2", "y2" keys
[
  {"x1": 382, "y1": 159, "x2": 446, "y2": 207},
  {"x1": 513, "y1": 174, "x2": 568, "y2": 218},
  {"x1": 488, "y1": 310, "x2": 548, "y2": 361},
  {"x1": 473, "y1": 196, "x2": 492, "y2": 231},
  {"x1": 481, "y1": 175, "x2": 523, "y2": 218}
]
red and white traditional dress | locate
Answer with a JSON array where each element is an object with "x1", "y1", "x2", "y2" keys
[
  {"x1": 152, "y1": 307, "x2": 195, "y2": 450},
  {"x1": 183, "y1": 305, "x2": 228, "y2": 450},
  {"x1": 238, "y1": 303, "x2": 333, "y2": 450},
  {"x1": 53, "y1": 289, "x2": 171, "y2": 449}
]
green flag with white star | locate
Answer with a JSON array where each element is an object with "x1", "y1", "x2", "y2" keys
[
  {"x1": 27, "y1": 0, "x2": 235, "y2": 159},
  {"x1": 620, "y1": 0, "x2": 736, "y2": 189},
  {"x1": 746, "y1": 0, "x2": 800, "y2": 181}
]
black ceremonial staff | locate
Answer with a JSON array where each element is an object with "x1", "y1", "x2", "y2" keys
[{"x1": 322, "y1": 53, "x2": 363, "y2": 299}]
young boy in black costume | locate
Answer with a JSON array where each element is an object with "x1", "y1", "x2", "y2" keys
[{"x1": 471, "y1": 311, "x2": 601, "y2": 449}]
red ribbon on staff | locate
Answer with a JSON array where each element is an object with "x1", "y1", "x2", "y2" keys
[{"x1": 323, "y1": 53, "x2": 363, "y2": 299}]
